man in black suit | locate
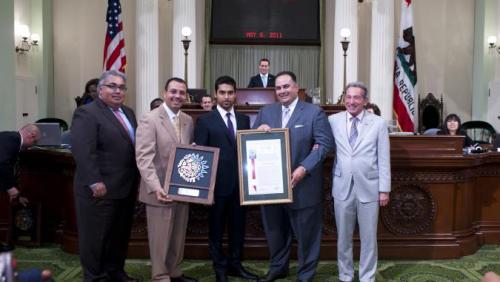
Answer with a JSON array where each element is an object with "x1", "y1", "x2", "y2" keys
[
  {"x1": 194, "y1": 76, "x2": 258, "y2": 282},
  {"x1": 247, "y1": 58, "x2": 275, "y2": 88},
  {"x1": 0, "y1": 124, "x2": 40, "y2": 203},
  {"x1": 71, "y1": 70, "x2": 139, "y2": 282}
]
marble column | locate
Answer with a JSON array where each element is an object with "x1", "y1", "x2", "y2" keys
[
  {"x1": 370, "y1": 0, "x2": 394, "y2": 121},
  {"x1": 135, "y1": 0, "x2": 159, "y2": 119},
  {"x1": 333, "y1": 0, "x2": 358, "y2": 102},
  {"x1": 172, "y1": 0, "x2": 197, "y2": 87}
]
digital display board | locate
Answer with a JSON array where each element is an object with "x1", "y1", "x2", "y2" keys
[{"x1": 210, "y1": 0, "x2": 320, "y2": 45}]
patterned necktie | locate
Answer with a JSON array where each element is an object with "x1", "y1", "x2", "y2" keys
[
  {"x1": 226, "y1": 112, "x2": 235, "y2": 141},
  {"x1": 349, "y1": 116, "x2": 359, "y2": 148},
  {"x1": 282, "y1": 107, "x2": 291, "y2": 128},
  {"x1": 113, "y1": 109, "x2": 134, "y2": 142},
  {"x1": 172, "y1": 115, "x2": 181, "y2": 141}
]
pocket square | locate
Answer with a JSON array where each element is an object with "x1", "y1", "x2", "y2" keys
[{"x1": 294, "y1": 124, "x2": 304, "y2": 128}]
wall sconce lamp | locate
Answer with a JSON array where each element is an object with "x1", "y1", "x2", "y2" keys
[
  {"x1": 488, "y1": 36, "x2": 500, "y2": 54},
  {"x1": 15, "y1": 24, "x2": 39, "y2": 54}
]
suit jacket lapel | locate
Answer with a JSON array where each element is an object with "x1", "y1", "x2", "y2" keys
[
  {"x1": 215, "y1": 110, "x2": 236, "y2": 146},
  {"x1": 338, "y1": 111, "x2": 350, "y2": 149},
  {"x1": 352, "y1": 112, "x2": 373, "y2": 151},
  {"x1": 285, "y1": 101, "x2": 303, "y2": 128},
  {"x1": 158, "y1": 107, "x2": 178, "y2": 142},
  {"x1": 179, "y1": 111, "x2": 190, "y2": 144},
  {"x1": 272, "y1": 103, "x2": 283, "y2": 128},
  {"x1": 96, "y1": 99, "x2": 132, "y2": 144}
]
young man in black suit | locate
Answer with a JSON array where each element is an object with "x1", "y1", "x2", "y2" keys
[
  {"x1": 194, "y1": 76, "x2": 258, "y2": 282},
  {"x1": 0, "y1": 124, "x2": 40, "y2": 203},
  {"x1": 247, "y1": 58, "x2": 275, "y2": 88}
]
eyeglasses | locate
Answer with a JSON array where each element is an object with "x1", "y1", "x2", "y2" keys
[{"x1": 103, "y1": 84, "x2": 127, "y2": 92}]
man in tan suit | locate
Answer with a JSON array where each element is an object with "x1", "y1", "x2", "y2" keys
[{"x1": 135, "y1": 77, "x2": 197, "y2": 282}]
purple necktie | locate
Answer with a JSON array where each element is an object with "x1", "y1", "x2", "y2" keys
[{"x1": 226, "y1": 112, "x2": 235, "y2": 141}]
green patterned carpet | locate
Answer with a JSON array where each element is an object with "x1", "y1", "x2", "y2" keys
[{"x1": 13, "y1": 245, "x2": 500, "y2": 281}]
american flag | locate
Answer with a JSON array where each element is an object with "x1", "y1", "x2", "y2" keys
[{"x1": 103, "y1": 0, "x2": 126, "y2": 73}]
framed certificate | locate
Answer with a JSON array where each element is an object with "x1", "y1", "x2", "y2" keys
[
  {"x1": 164, "y1": 144, "x2": 219, "y2": 204},
  {"x1": 237, "y1": 128, "x2": 293, "y2": 205}
]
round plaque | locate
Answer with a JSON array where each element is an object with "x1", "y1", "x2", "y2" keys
[{"x1": 381, "y1": 184, "x2": 436, "y2": 235}]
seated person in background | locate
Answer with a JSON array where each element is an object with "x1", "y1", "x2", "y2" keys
[
  {"x1": 247, "y1": 58, "x2": 275, "y2": 88},
  {"x1": 75, "y1": 78, "x2": 99, "y2": 107},
  {"x1": 439, "y1": 113, "x2": 473, "y2": 147},
  {"x1": 150, "y1": 98, "x2": 163, "y2": 111},
  {"x1": 365, "y1": 102, "x2": 381, "y2": 116},
  {"x1": 201, "y1": 95, "x2": 214, "y2": 111}
]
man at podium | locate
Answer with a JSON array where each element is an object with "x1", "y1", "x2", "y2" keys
[{"x1": 247, "y1": 58, "x2": 275, "y2": 88}]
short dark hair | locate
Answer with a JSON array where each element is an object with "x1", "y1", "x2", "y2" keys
[
  {"x1": 201, "y1": 94, "x2": 213, "y2": 100},
  {"x1": 260, "y1": 58, "x2": 270, "y2": 64},
  {"x1": 85, "y1": 78, "x2": 99, "y2": 93},
  {"x1": 150, "y1": 98, "x2": 163, "y2": 110},
  {"x1": 365, "y1": 103, "x2": 381, "y2": 116},
  {"x1": 98, "y1": 70, "x2": 127, "y2": 87},
  {"x1": 214, "y1": 75, "x2": 237, "y2": 92},
  {"x1": 275, "y1": 71, "x2": 297, "y2": 83},
  {"x1": 345, "y1": 81, "x2": 369, "y2": 99},
  {"x1": 164, "y1": 77, "x2": 187, "y2": 91}
]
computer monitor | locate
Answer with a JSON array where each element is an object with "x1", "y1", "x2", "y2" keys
[
  {"x1": 35, "y1": 123, "x2": 62, "y2": 146},
  {"x1": 188, "y1": 89, "x2": 208, "y2": 103}
]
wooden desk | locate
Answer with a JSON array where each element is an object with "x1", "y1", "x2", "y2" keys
[{"x1": 2, "y1": 112, "x2": 500, "y2": 260}]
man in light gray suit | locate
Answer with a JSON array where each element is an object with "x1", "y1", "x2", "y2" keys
[
  {"x1": 254, "y1": 71, "x2": 334, "y2": 282},
  {"x1": 329, "y1": 82, "x2": 391, "y2": 282}
]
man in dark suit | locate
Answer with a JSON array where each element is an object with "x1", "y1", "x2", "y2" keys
[
  {"x1": 253, "y1": 71, "x2": 334, "y2": 282},
  {"x1": 194, "y1": 76, "x2": 258, "y2": 282},
  {"x1": 247, "y1": 58, "x2": 275, "y2": 88},
  {"x1": 71, "y1": 70, "x2": 139, "y2": 282},
  {"x1": 0, "y1": 124, "x2": 40, "y2": 203}
]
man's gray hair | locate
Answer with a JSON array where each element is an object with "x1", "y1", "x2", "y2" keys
[
  {"x1": 98, "y1": 70, "x2": 127, "y2": 87},
  {"x1": 345, "y1": 81, "x2": 369, "y2": 99}
]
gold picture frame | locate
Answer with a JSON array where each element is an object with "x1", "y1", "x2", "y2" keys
[{"x1": 237, "y1": 128, "x2": 292, "y2": 205}]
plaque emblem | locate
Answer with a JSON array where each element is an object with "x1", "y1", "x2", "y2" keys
[
  {"x1": 15, "y1": 209, "x2": 34, "y2": 231},
  {"x1": 177, "y1": 153, "x2": 208, "y2": 183}
]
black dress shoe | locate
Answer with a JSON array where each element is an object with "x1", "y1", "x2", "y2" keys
[
  {"x1": 227, "y1": 266, "x2": 259, "y2": 280},
  {"x1": 215, "y1": 271, "x2": 228, "y2": 282},
  {"x1": 259, "y1": 272, "x2": 288, "y2": 282},
  {"x1": 171, "y1": 275, "x2": 198, "y2": 282},
  {"x1": 109, "y1": 273, "x2": 140, "y2": 282}
]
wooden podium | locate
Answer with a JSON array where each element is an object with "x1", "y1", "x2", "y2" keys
[{"x1": 2, "y1": 102, "x2": 500, "y2": 260}]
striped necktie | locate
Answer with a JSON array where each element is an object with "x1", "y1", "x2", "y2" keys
[
  {"x1": 349, "y1": 116, "x2": 358, "y2": 148},
  {"x1": 282, "y1": 107, "x2": 291, "y2": 128},
  {"x1": 172, "y1": 115, "x2": 181, "y2": 141},
  {"x1": 113, "y1": 109, "x2": 134, "y2": 142}
]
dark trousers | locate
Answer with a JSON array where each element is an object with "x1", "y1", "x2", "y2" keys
[
  {"x1": 209, "y1": 190, "x2": 247, "y2": 273},
  {"x1": 261, "y1": 204, "x2": 323, "y2": 281},
  {"x1": 75, "y1": 193, "x2": 136, "y2": 282}
]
